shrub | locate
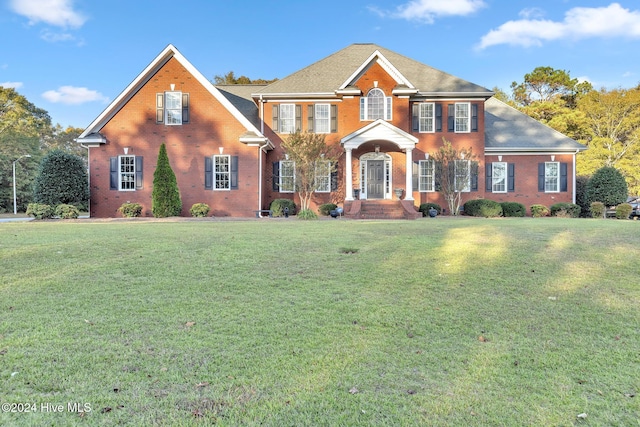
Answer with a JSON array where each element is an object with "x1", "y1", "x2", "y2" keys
[
  {"x1": 575, "y1": 175, "x2": 590, "y2": 217},
  {"x1": 463, "y1": 199, "x2": 503, "y2": 218},
  {"x1": 26, "y1": 203, "x2": 54, "y2": 220},
  {"x1": 118, "y1": 202, "x2": 143, "y2": 218},
  {"x1": 550, "y1": 203, "x2": 581, "y2": 218},
  {"x1": 33, "y1": 150, "x2": 89, "y2": 207},
  {"x1": 297, "y1": 209, "x2": 318, "y2": 220},
  {"x1": 54, "y1": 204, "x2": 79, "y2": 219},
  {"x1": 418, "y1": 203, "x2": 442, "y2": 217},
  {"x1": 190, "y1": 203, "x2": 210, "y2": 217},
  {"x1": 269, "y1": 199, "x2": 296, "y2": 217},
  {"x1": 318, "y1": 203, "x2": 337, "y2": 216},
  {"x1": 590, "y1": 202, "x2": 605, "y2": 218},
  {"x1": 586, "y1": 166, "x2": 628, "y2": 207},
  {"x1": 530, "y1": 204, "x2": 550, "y2": 218},
  {"x1": 500, "y1": 202, "x2": 526, "y2": 217},
  {"x1": 615, "y1": 203, "x2": 633, "y2": 219},
  {"x1": 152, "y1": 143, "x2": 182, "y2": 218}
]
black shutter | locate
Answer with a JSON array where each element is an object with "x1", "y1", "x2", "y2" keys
[
  {"x1": 485, "y1": 163, "x2": 493, "y2": 192},
  {"x1": 182, "y1": 93, "x2": 189, "y2": 123},
  {"x1": 307, "y1": 105, "x2": 314, "y2": 132},
  {"x1": 135, "y1": 156, "x2": 143, "y2": 189},
  {"x1": 330, "y1": 162, "x2": 338, "y2": 191},
  {"x1": 435, "y1": 104, "x2": 442, "y2": 132},
  {"x1": 560, "y1": 163, "x2": 568, "y2": 192},
  {"x1": 471, "y1": 162, "x2": 478, "y2": 192},
  {"x1": 330, "y1": 105, "x2": 338, "y2": 133},
  {"x1": 204, "y1": 157, "x2": 213, "y2": 190},
  {"x1": 508, "y1": 163, "x2": 515, "y2": 192},
  {"x1": 272, "y1": 105, "x2": 279, "y2": 132},
  {"x1": 156, "y1": 93, "x2": 164, "y2": 123},
  {"x1": 295, "y1": 104, "x2": 302, "y2": 131},
  {"x1": 447, "y1": 104, "x2": 455, "y2": 132},
  {"x1": 273, "y1": 161, "x2": 280, "y2": 191},
  {"x1": 110, "y1": 157, "x2": 118, "y2": 190},
  {"x1": 471, "y1": 103, "x2": 478, "y2": 132},
  {"x1": 538, "y1": 163, "x2": 545, "y2": 191},
  {"x1": 230, "y1": 156, "x2": 238, "y2": 189},
  {"x1": 412, "y1": 103, "x2": 419, "y2": 132}
]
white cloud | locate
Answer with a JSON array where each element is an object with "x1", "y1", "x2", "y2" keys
[
  {"x1": 1, "y1": 81, "x2": 24, "y2": 89},
  {"x1": 373, "y1": 0, "x2": 486, "y2": 24},
  {"x1": 9, "y1": 0, "x2": 87, "y2": 28},
  {"x1": 42, "y1": 86, "x2": 108, "y2": 105},
  {"x1": 479, "y1": 3, "x2": 640, "y2": 49}
]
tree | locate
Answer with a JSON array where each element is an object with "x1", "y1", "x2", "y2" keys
[
  {"x1": 33, "y1": 149, "x2": 89, "y2": 208},
  {"x1": 42, "y1": 125, "x2": 86, "y2": 158},
  {"x1": 279, "y1": 131, "x2": 342, "y2": 216},
  {"x1": 510, "y1": 66, "x2": 591, "y2": 107},
  {"x1": 152, "y1": 143, "x2": 182, "y2": 217},
  {"x1": 432, "y1": 138, "x2": 476, "y2": 216},
  {"x1": 213, "y1": 71, "x2": 278, "y2": 85},
  {"x1": 586, "y1": 166, "x2": 628, "y2": 207}
]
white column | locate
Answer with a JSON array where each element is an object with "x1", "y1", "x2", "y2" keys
[
  {"x1": 345, "y1": 148, "x2": 353, "y2": 201},
  {"x1": 404, "y1": 148, "x2": 414, "y2": 201}
]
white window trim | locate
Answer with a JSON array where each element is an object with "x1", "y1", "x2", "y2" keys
[
  {"x1": 455, "y1": 102, "x2": 470, "y2": 133},
  {"x1": 454, "y1": 159, "x2": 471, "y2": 192},
  {"x1": 280, "y1": 104, "x2": 296, "y2": 134},
  {"x1": 165, "y1": 91, "x2": 183, "y2": 126},
  {"x1": 213, "y1": 154, "x2": 231, "y2": 191},
  {"x1": 419, "y1": 103, "x2": 435, "y2": 133},
  {"x1": 280, "y1": 160, "x2": 295, "y2": 193},
  {"x1": 315, "y1": 104, "x2": 330, "y2": 134},
  {"x1": 419, "y1": 159, "x2": 435, "y2": 192},
  {"x1": 119, "y1": 155, "x2": 136, "y2": 191},
  {"x1": 492, "y1": 162, "x2": 507, "y2": 193},
  {"x1": 545, "y1": 162, "x2": 560, "y2": 193},
  {"x1": 314, "y1": 160, "x2": 331, "y2": 193},
  {"x1": 360, "y1": 88, "x2": 392, "y2": 121}
]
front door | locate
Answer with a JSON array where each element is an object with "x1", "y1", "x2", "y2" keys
[{"x1": 367, "y1": 160, "x2": 384, "y2": 199}]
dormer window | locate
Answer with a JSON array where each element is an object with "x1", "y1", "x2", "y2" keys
[{"x1": 360, "y1": 88, "x2": 392, "y2": 121}]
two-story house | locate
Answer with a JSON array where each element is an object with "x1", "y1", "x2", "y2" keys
[{"x1": 77, "y1": 43, "x2": 585, "y2": 218}]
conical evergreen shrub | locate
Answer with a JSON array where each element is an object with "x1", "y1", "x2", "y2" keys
[{"x1": 152, "y1": 143, "x2": 182, "y2": 217}]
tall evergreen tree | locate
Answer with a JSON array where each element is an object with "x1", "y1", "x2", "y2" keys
[{"x1": 152, "y1": 143, "x2": 182, "y2": 217}]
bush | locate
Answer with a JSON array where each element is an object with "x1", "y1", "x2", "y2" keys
[
  {"x1": 269, "y1": 199, "x2": 296, "y2": 217},
  {"x1": 152, "y1": 143, "x2": 182, "y2": 218},
  {"x1": 550, "y1": 203, "x2": 581, "y2": 218},
  {"x1": 318, "y1": 203, "x2": 337, "y2": 216},
  {"x1": 575, "y1": 175, "x2": 590, "y2": 217},
  {"x1": 418, "y1": 203, "x2": 442, "y2": 217},
  {"x1": 530, "y1": 204, "x2": 550, "y2": 218},
  {"x1": 118, "y1": 202, "x2": 143, "y2": 218},
  {"x1": 463, "y1": 199, "x2": 503, "y2": 218},
  {"x1": 54, "y1": 204, "x2": 79, "y2": 219},
  {"x1": 26, "y1": 203, "x2": 54, "y2": 220},
  {"x1": 33, "y1": 150, "x2": 89, "y2": 207},
  {"x1": 590, "y1": 202, "x2": 605, "y2": 218},
  {"x1": 586, "y1": 166, "x2": 628, "y2": 207},
  {"x1": 190, "y1": 203, "x2": 210, "y2": 217},
  {"x1": 615, "y1": 203, "x2": 633, "y2": 219},
  {"x1": 297, "y1": 209, "x2": 318, "y2": 220},
  {"x1": 500, "y1": 202, "x2": 526, "y2": 217}
]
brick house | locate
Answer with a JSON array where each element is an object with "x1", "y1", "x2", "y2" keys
[{"x1": 77, "y1": 43, "x2": 585, "y2": 218}]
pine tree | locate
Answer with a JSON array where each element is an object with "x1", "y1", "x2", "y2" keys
[{"x1": 152, "y1": 143, "x2": 182, "y2": 217}]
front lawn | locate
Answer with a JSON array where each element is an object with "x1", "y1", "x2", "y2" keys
[{"x1": 0, "y1": 218, "x2": 638, "y2": 426}]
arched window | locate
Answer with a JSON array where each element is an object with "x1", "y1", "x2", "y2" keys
[{"x1": 360, "y1": 88, "x2": 392, "y2": 121}]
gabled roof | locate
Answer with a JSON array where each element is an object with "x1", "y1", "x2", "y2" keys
[
  {"x1": 253, "y1": 43, "x2": 493, "y2": 98},
  {"x1": 341, "y1": 119, "x2": 418, "y2": 150},
  {"x1": 484, "y1": 97, "x2": 586, "y2": 153},
  {"x1": 77, "y1": 44, "x2": 267, "y2": 144}
]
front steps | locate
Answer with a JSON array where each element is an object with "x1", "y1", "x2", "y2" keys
[{"x1": 344, "y1": 200, "x2": 421, "y2": 220}]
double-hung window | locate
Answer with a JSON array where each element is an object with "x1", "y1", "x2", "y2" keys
[
  {"x1": 454, "y1": 160, "x2": 471, "y2": 192},
  {"x1": 314, "y1": 104, "x2": 330, "y2": 134},
  {"x1": 419, "y1": 159, "x2": 435, "y2": 192},
  {"x1": 360, "y1": 88, "x2": 392, "y2": 121},
  {"x1": 119, "y1": 155, "x2": 135, "y2": 191},
  {"x1": 213, "y1": 155, "x2": 230, "y2": 190},
  {"x1": 279, "y1": 104, "x2": 296, "y2": 134},
  {"x1": 545, "y1": 162, "x2": 560, "y2": 192},
  {"x1": 455, "y1": 103, "x2": 470, "y2": 133},
  {"x1": 315, "y1": 160, "x2": 331, "y2": 193},
  {"x1": 157, "y1": 91, "x2": 189, "y2": 125},
  {"x1": 280, "y1": 160, "x2": 295, "y2": 192},
  {"x1": 492, "y1": 162, "x2": 507, "y2": 193},
  {"x1": 419, "y1": 103, "x2": 435, "y2": 133}
]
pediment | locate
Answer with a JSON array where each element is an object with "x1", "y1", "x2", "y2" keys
[{"x1": 341, "y1": 120, "x2": 418, "y2": 150}]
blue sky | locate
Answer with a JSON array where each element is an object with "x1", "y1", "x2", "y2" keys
[{"x1": 2, "y1": 0, "x2": 639, "y2": 129}]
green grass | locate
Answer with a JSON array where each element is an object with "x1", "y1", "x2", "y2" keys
[{"x1": 0, "y1": 218, "x2": 639, "y2": 426}]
